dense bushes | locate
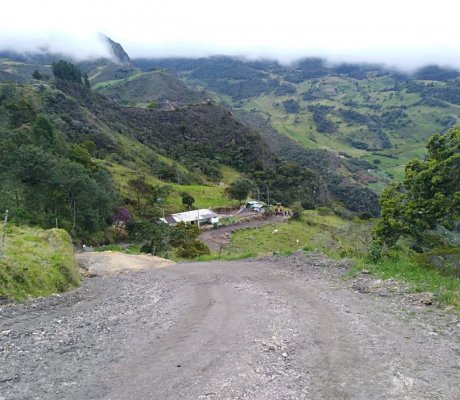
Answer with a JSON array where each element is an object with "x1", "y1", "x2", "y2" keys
[
  {"x1": 274, "y1": 84, "x2": 296, "y2": 96},
  {"x1": 176, "y1": 240, "x2": 210, "y2": 258},
  {"x1": 127, "y1": 220, "x2": 210, "y2": 258},
  {"x1": 282, "y1": 99, "x2": 300, "y2": 114},
  {"x1": 374, "y1": 127, "x2": 460, "y2": 248},
  {"x1": 0, "y1": 83, "x2": 118, "y2": 238},
  {"x1": 308, "y1": 105, "x2": 336, "y2": 133}
]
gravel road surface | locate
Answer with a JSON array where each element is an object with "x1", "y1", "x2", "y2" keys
[{"x1": 1, "y1": 252, "x2": 459, "y2": 399}]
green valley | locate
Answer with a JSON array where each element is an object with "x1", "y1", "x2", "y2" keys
[{"x1": 135, "y1": 57, "x2": 460, "y2": 191}]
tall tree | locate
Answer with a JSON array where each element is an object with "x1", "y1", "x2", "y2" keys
[
  {"x1": 128, "y1": 176, "x2": 153, "y2": 214},
  {"x1": 51, "y1": 60, "x2": 83, "y2": 83},
  {"x1": 226, "y1": 178, "x2": 253, "y2": 203},
  {"x1": 181, "y1": 192, "x2": 195, "y2": 209},
  {"x1": 374, "y1": 127, "x2": 460, "y2": 248},
  {"x1": 32, "y1": 115, "x2": 56, "y2": 149},
  {"x1": 32, "y1": 70, "x2": 42, "y2": 80}
]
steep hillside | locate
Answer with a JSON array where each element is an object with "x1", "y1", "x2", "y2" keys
[
  {"x1": 0, "y1": 54, "x2": 382, "y2": 247},
  {"x1": 0, "y1": 79, "x2": 244, "y2": 239},
  {"x1": 94, "y1": 69, "x2": 207, "y2": 107},
  {"x1": 0, "y1": 35, "x2": 136, "y2": 86},
  {"x1": 101, "y1": 34, "x2": 132, "y2": 66},
  {"x1": 237, "y1": 110, "x2": 378, "y2": 212},
  {"x1": 0, "y1": 79, "x2": 300, "y2": 240},
  {"x1": 46, "y1": 81, "x2": 274, "y2": 172},
  {"x1": 48, "y1": 80, "x2": 379, "y2": 213},
  {"x1": 0, "y1": 58, "x2": 53, "y2": 83},
  {"x1": 0, "y1": 54, "x2": 207, "y2": 112},
  {"x1": 134, "y1": 57, "x2": 460, "y2": 188}
]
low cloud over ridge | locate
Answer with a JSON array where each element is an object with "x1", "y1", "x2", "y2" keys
[{"x1": 2, "y1": 0, "x2": 460, "y2": 70}]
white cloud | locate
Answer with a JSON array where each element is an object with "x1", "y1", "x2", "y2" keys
[{"x1": 1, "y1": 0, "x2": 460, "y2": 68}]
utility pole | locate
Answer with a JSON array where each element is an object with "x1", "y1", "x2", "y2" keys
[{"x1": 1, "y1": 210, "x2": 8, "y2": 259}]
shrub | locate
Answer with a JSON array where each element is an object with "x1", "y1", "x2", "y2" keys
[
  {"x1": 359, "y1": 211, "x2": 374, "y2": 220},
  {"x1": 177, "y1": 240, "x2": 210, "y2": 258},
  {"x1": 290, "y1": 201, "x2": 304, "y2": 219}
]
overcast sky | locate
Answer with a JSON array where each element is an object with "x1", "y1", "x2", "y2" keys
[{"x1": 2, "y1": 0, "x2": 460, "y2": 69}]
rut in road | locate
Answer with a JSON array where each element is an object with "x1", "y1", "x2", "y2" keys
[{"x1": 1, "y1": 252, "x2": 459, "y2": 399}]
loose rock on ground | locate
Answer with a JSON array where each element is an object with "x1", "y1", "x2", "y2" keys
[{"x1": 1, "y1": 252, "x2": 459, "y2": 399}]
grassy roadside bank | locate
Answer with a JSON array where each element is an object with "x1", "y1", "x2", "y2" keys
[
  {"x1": 0, "y1": 226, "x2": 80, "y2": 301},
  {"x1": 223, "y1": 210, "x2": 460, "y2": 313}
]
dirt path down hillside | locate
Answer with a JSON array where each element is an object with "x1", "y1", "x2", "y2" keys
[
  {"x1": 1, "y1": 251, "x2": 459, "y2": 400},
  {"x1": 199, "y1": 214, "x2": 287, "y2": 251}
]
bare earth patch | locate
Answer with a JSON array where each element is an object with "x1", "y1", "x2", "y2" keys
[{"x1": 76, "y1": 251, "x2": 174, "y2": 276}]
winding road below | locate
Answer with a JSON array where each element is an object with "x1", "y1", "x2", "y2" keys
[{"x1": 199, "y1": 214, "x2": 287, "y2": 251}]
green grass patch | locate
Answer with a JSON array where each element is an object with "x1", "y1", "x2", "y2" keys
[
  {"x1": 188, "y1": 251, "x2": 257, "y2": 262},
  {"x1": 349, "y1": 256, "x2": 460, "y2": 312},
  {"x1": 225, "y1": 73, "x2": 460, "y2": 192},
  {"x1": 222, "y1": 210, "x2": 460, "y2": 312},
  {"x1": 226, "y1": 211, "x2": 372, "y2": 259},
  {"x1": 0, "y1": 226, "x2": 80, "y2": 301},
  {"x1": 169, "y1": 184, "x2": 237, "y2": 209},
  {"x1": 106, "y1": 162, "x2": 237, "y2": 214},
  {"x1": 93, "y1": 244, "x2": 142, "y2": 254},
  {"x1": 219, "y1": 165, "x2": 241, "y2": 184}
]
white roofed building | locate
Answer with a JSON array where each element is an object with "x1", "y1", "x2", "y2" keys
[{"x1": 160, "y1": 209, "x2": 219, "y2": 227}]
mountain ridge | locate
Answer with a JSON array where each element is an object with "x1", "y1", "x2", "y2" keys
[{"x1": 131, "y1": 56, "x2": 460, "y2": 189}]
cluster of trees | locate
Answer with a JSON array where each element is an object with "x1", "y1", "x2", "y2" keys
[
  {"x1": 52, "y1": 60, "x2": 90, "y2": 88},
  {"x1": 0, "y1": 83, "x2": 117, "y2": 238},
  {"x1": 274, "y1": 84, "x2": 296, "y2": 96},
  {"x1": 332, "y1": 63, "x2": 382, "y2": 80},
  {"x1": 380, "y1": 109, "x2": 409, "y2": 131},
  {"x1": 407, "y1": 80, "x2": 460, "y2": 107},
  {"x1": 414, "y1": 65, "x2": 459, "y2": 81},
  {"x1": 284, "y1": 58, "x2": 329, "y2": 83},
  {"x1": 307, "y1": 105, "x2": 336, "y2": 133},
  {"x1": 282, "y1": 99, "x2": 300, "y2": 114},
  {"x1": 329, "y1": 178, "x2": 380, "y2": 216},
  {"x1": 225, "y1": 178, "x2": 253, "y2": 203},
  {"x1": 339, "y1": 108, "x2": 374, "y2": 126},
  {"x1": 374, "y1": 127, "x2": 460, "y2": 249},
  {"x1": 127, "y1": 220, "x2": 209, "y2": 257},
  {"x1": 32, "y1": 70, "x2": 50, "y2": 81},
  {"x1": 226, "y1": 160, "x2": 323, "y2": 210},
  {"x1": 125, "y1": 175, "x2": 177, "y2": 216}
]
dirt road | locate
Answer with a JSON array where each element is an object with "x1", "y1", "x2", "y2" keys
[
  {"x1": 1, "y1": 252, "x2": 459, "y2": 399},
  {"x1": 199, "y1": 214, "x2": 287, "y2": 251}
]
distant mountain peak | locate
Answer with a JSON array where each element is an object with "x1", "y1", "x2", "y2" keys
[{"x1": 100, "y1": 34, "x2": 132, "y2": 66}]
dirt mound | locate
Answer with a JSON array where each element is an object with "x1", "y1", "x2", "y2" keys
[{"x1": 76, "y1": 251, "x2": 174, "y2": 276}]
